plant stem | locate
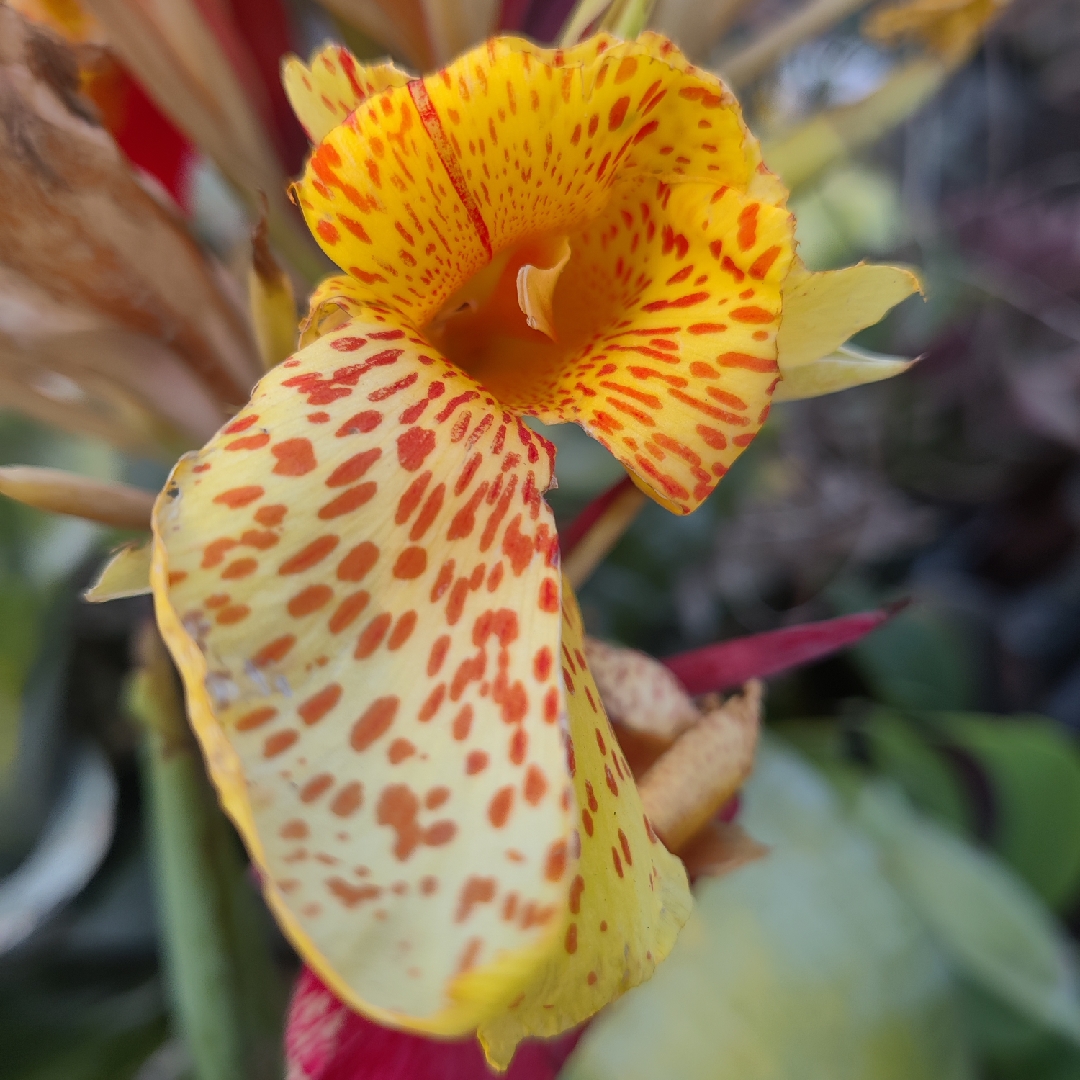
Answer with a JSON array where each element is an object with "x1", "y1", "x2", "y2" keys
[{"x1": 128, "y1": 624, "x2": 285, "y2": 1080}]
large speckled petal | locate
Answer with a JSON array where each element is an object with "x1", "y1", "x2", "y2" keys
[
  {"x1": 477, "y1": 583, "x2": 693, "y2": 1069},
  {"x1": 150, "y1": 319, "x2": 576, "y2": 1035},
  {"x1": 283, "y1": 45, "x2": 411, "y2": 145}
]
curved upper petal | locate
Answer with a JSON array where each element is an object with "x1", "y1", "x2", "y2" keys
[
  {"x1": 290, "y1": 34, "x2": 785, "y2": 327},
  {"x1": 150, "y1": 315, "x2": 575, "y2": 1034},
  {"x1": 283, "y1": 45, "x2": 411, "y2": 145}
]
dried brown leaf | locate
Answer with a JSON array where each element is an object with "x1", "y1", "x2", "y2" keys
[
  {"x1": 0, "y1": 8, "x2": 261, "y2": 422},
  {"x1": 0, "y1": 465, "x2": 154, "y2": 529}
]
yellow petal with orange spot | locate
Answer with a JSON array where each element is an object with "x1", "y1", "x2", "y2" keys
[
  {"x1": 283, "y1": 45, "x2": 410, "y2": 145},
  {"x1": 150, "y1": 317, "x2": 577, "y2": 1034},
  {"x1": 499, "y1": 179, "x2": 794, "y2": 514},
  {"x1": 777, "y1": 261, "x2": 922, "y2": 372},
  {"x1": 477, "y1": 582, "x2": 692, "y2": 1069},
  {"x1": 431, "y1": 178, "x2": 793, "y2": 513}
]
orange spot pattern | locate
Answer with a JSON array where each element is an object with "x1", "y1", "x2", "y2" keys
[
  {"x1": 475, "y1": 585, "x2": 690, "y2": 1057},
  {"x1": 291, "y1": 33, "x2": 795, "y2": 516},
  {"x1": 153, "y1": 324, "x2": 575, "y2": 1029}
]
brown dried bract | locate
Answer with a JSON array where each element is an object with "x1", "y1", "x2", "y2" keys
[
  {"x1": 635, "y1": 680, "x2": 762, "y2": 854},
  {"x1": 0, "y1": 6, "x2": 261, "y2": 445}
]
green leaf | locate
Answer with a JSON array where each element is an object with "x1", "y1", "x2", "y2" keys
[
  {"x1": 0, "y1": 580, "x2": 46, "y2": 779},
  {"x1": 562, "y1": 742, "x2": 974, "y2": 1080},
  {"x1": 861, "y1": 708, "x2": 971, "y2": 834},
  {"x1": 827, "y1": 581, "x2": 975, "y2": 711},
  {"x1": 919, "y1": 713, "x2": 1080, "y2": 912},
  {"x1": 855, "y1": 783, "x2": 1080, "y2": 1048},
  {"x1": 777, "y1": 711, "x2": 971, "y2": 835},
  {"x1": 9, "y1": 1018, "x2": 169, "y2": 1080}
]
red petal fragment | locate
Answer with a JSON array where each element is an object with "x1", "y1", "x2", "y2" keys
[
  {"x1": 559, "y1": 476, "x2": 636, "y2": 557},
  {"x1": 664, "y1": 602, "x2": 909, "y2": 694},
  {"x1": 284, "y1": 967, "x2": 582, "y2": 1080}
]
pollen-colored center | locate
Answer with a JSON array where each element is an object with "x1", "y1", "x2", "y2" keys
[{"x1": 426, "y1": 231, "x2": 577, "y2": 406}]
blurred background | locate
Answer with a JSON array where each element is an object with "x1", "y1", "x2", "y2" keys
[{"x1": 5, "y1": 1, "x2": 1080, "y2": 1078}]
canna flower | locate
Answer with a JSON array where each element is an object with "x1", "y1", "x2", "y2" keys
[{"x1": 148, "y1": 31, "x2": 918, "y2": 1068}]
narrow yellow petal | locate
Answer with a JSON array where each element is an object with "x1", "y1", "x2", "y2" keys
[
  {"x1": 515, "y1": 238, "x2": 571, "y2": 342},
  {"x1": 0, "y1": 467, "x2": 154, "y2": 530},
  {"x1": 777, "y1": 262, "x2": 921, "y2": 371},
  {"x1": 249, "y1": 213, "x2": 298, "y2": 371},
  {"x1": 85, "y1": 541, "x2": 153, "y2": 602},
  {"x1": 477, "y1": 583, "x2": 692, "y2": 1068},
  {"x1": 774, "y1": 342, "x2": 917, "y2": 401}
]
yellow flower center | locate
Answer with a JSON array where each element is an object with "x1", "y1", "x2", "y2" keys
[{"x1": 427, "y1": 232, "x2": 572, "y2": 396}]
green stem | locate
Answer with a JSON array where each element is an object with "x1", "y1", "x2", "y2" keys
[
  {"x1": 603, "y1": 0, "x2": 657, "y2": 39},
  {"x1": 128, "y1": 625, "x2": 285, "y2": 1080},
  {"x1": 266, "y1": 201, "x2": 330, "y2": 289}
]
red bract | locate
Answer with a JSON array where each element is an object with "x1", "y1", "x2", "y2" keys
[
  {"x1": 664, "y1": 602, "x2": 909, "y2": 695},
  {"x1": 208, "y1": 0, "x2": 307, "y2": 172},
  {"x1": 104, "y1": 70, "x2": 195, "y2": 207},
  {"x1": 286, "y1": 969, "x2": 582, "y2": 1080},
  {"x1": 498, "y1": 0, "x2": 582, "y2": 40}
]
